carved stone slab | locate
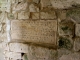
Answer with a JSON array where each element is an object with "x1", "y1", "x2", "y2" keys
[{"x1": 10, "y1": 20, "x2": 57, "y2": 45}]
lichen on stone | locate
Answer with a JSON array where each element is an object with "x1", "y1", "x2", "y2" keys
[{"x1": 58, "y1": 37, "x2": 73, "y2": 49}]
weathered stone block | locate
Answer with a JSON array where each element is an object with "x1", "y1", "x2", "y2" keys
[
  {"x1": 12, "y1": 2, "x2": 28, "y2": 13},
  {"x1": 9, "y1": 43, "x2": 28, "y2": 53},
  {"x1": 58, "y1": 36, "x2": 73, "y2": 49},
  {"x1": 10, "y1": 20, "x2": 57, "y2": 47},
  {"x1": 18, "y1": 11, "x2": 30, "y2": 19},
  {"x1": 8, "y1": 13, "x2": 17, "y2": 19},
  {"x1": 58, "y1": 10, "x2": 67, "y2": 21},
  {"x1": 59, "y1": 52, "x2": 80, "y2": 60},
  {"x1": 50, "y1": 0, "x2": 80, "y2": 9},
  {"x1": 41, "y1": 0, "x2": 52, "y2": 9},
  {"x1": 0, "y1": 0, "x2": 7, "y2": 3},
  {"x1": 67, "y1": 9, "x2": 80, "y2": 23},
  {"x1": 58, "y1": 48, "x2": 72, "y2": 59},
  {"x1": 0, "y1": 42, "x2": 9, "y2": 51},
  {"x1": 40, "y1": 9, "x2": 56, "y2": 19},
  {"x1": 0, "y1": 3, "x2": 11, "y2": 12},
  {"x1": 33, "y1": 0, "x2": 40, "y2": 4},
  {"x1": 5, "y1": 52, "x2": 22, "y2": 60},
  {"x1": 75, "y1": 24, "x2": 80, "y2": 36},
  {"x1": 74, "y1": 38, "x2": 80, "y2": 51},
  {"x1": 58, "y1": 20, "x2": 74, "y2": 36},
  {"x1": 29, "y1": 4, "x2": 39, "y2": 12},
  {"x1": 31, "y1": 12, "x2": 39, "y2": 19},
  {"x1": 27, "y1": 45, "x2": 57, "y2": 60}
]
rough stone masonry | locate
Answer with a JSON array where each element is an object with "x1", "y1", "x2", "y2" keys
[{"x1": 0, "y1": 0, "x2": 80, "y2": 60}]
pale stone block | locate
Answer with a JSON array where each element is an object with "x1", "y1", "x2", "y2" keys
[
  {"x1": 75, "y1": 24, "x2": 80, "y2": 36},
  {"x1": 58, "y1": 20, "x2": 74, "y2": 36},
  {"x1": 31, "y1": 12, "x2": 39, "y2": 19},
  {"x1": 18, "y1": 11, "x2": 30, "y2": 19},
  {"x1": 59, "y1": 53, "x2": 80, "y2": 60},
  {"x1": 10, "y1": 20, "x2": 57, "y2": 47},
  {"x1": 29, "y1": 4, "x2": 39, "y2": 12},
  {"x1": 41, "y1": 0, "x2": 52, "y2": 8},
  {"x1": 58, "y1": 48, "x2": 72, "y2": 59},
  {"x1": 67, "y1": 8, "x2": 80, "y2": 23},
  {"x1": 0, "y1": 42, "x2": 9, "y2": 51},
  {"x1": 33, "y1": 0, "x2": 40, "y2": 4},
  {"x1": 0, "y1": 0, "x2": 7, "y2": 3},
  {"x1": 9, "y1": 43, "x2": 28, "y2": 53},
  {"x1": 8, "y1": 13, "x2": 18, "y2": 19},
  {"x1": 40, "y1": 9, "x2": 56, "y2": 19},
  {"x1": 50, "y1": 0, "x2": 80, "y2": 9},
  {"x1": 11, "y1": 0, "x2": 16, "y2": 3},
  {"x1": 58, "y1": 10, "x2": 67, "y2": 21},
  {"x1": 12, "y1": 2, "x2": 28, "y2": 13},
  {"x1": 27, "y1": 45, "x2": 57, "y2": 60},
  {"x1": 74, "y1": 38, "x2": 80, "y2": 51},
  {"x1": 5, "y1": 52, "x2": 22, "y2": 59},
  {"x1": 0, "y1": 48, "x2": 5, "y2": 60},
  {"x1": 0, "y1": 3, "x2": 11, "y2": 12}
]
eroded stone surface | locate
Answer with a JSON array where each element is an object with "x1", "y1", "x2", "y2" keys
[
  {"x1": 11, "y1": 20, "x2": 57, "y2": 46},
  {"x1": 5, "y1": 52, "x2": 22, "y2": 60},
  {"x1": 50, "y1": 0, "x2": 80, "y2": 9},
  {"x1": 58, "y1": 36, "x2": 73, "y2": 49},
  {"x1": 74, "y1": 38, "x2": 80, "y2": 51},
  {"x1": 18, "y1": 11, "x2": 30, "y2": 19},
  {"x1": 58, "y1": 48, "x2": 72, "y2": 59},
  {"x1": 40, "y1": 8, "x2": 56, "y2": 19},
  {"x1": 75, "y1": 24, "x2": 80, "y2": 36},
  {"x1": 67, "y1": 9, "x2": 80, "y2": 23},
  {"x1": 31, "y1": 12, "x2": 39, "y2": 19},
  {"x1": 59, "y1": 52, "x2": 80, "y2": 60},
  {"x1": 58, "y1": 19, "x2": 74, "y2": 36},
  {"x1": 27, "y1": 45, "x2": 57, "y2": 60},
  {"x1": 9, "y1": 43, "x2": 28, "y2": 53}
]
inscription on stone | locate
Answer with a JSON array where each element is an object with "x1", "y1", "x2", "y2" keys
[{"x1": 11, "y1": 20, "x2": 57, "y2": 45}]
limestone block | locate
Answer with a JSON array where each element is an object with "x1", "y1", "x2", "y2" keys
[
  {"x1": 27, "y1": 45, "x2": 57, "y2": 60},
  {"x1": 58, "y1": 10, "x2": 67, "y2": 20},
  {"x1": 33, "y1": 0, "x2": 40, "y2": 4},
  {"x1": 11, "y1": 0, "x2": 17, "y2": 3},
  {"x1": 0, "y1": 42, "x2": 9, "y2": 51},
  {"x1": 59, "y1": 53, "x2": 80, "y2": 60},
  {"x1": 5, "y1": 52, "x2": 22, "y2": 60},
  {"x1": 50, "y1": 0, "x2": 80, "y2": 9},
  {"x1": 0, "y1": 3, "x2": 11, "y2": 12},
  {"x1": 18, "y1": 11, "x2": 30, "y2": 19},
  {"x1": 75, "y1": 24, "x2": 80, "y2": 36},
  {"x1": 10, "y1": 20, "x2": 57, "y2": 47},
  {"x1": 0, "y1": 47, "x2": 5, "y2": 60},
  {"x1": 0, "y1": 0, "x2": 7, "y2": 3},
  {"x1": 58, "y1": 48, "x2": 72, "y2": 59},
  {"x1": 41, "y1": 0, "x2": 52, "y2": 9},
  {"x1": 67, "y1": 9, "x2": 80, "y2": 23},
  {"x1": 74, "y1": 38, "x2": 80, "y2": 51},
  {"x1": 29, "y1": 4, "x2": 39, "y2": 12},
  {"x1": 40, "y1": 9, "x2": 56, "y2": 19},
  {"x1": 58, "y1": 20, "x2": 74, "y2": 36},
  {"x1": 8, "y1": 13, "x2": 17, "y2": 19},
  {"x1": 58, "y1": 36, "x2": 73, "y2": 49},
  {"x1": 12, "y1": 2, "x2": 28, "y2": 13},
  {"x1": 9, "y1": 43, "x2": 28, "y2": 53},
  {"x1": 31, "y1": 12, "x2": 39, "y2": 19}
]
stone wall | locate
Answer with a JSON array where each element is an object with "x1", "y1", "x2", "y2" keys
[{"x1": 0, "y1": 0, "x2": 80, "y2": 60}]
